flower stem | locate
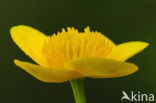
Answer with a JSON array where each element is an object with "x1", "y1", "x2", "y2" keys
[{"x1": 70, "y1": 78, "x2": 86, "y2": 103}]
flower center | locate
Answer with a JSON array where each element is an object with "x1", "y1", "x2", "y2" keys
[{"x1": 42, "y1": 27, "x2": 115, "y2": 68}]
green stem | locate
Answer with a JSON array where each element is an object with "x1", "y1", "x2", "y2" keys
[{"x1": 70, "y1": 78, "x2": 86, "y2": 103}]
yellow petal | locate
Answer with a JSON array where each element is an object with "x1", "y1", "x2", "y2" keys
[
  {"x1": 10, "y1": 25, "x2": 48, "y2": 66},
  {"x1": 65, "y1": 58, "x2": 138, "y2": 78},
  {"x1": 14, "y1": 59, "x2": 82, "y2": 83},
  {"x1": 107, "y1": 41, "x2": 149, "y2": 61}
]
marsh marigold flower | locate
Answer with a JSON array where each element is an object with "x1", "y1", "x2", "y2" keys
[
  {"x1": 11, "y1": 25, "x2": 149, "y2": 83},
  {"x1": 11, "y1": 25, "x2": 149, "y2": 103}
]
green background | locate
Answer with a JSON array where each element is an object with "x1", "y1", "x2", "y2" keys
[{"x1": 0, "y1": 0, "x2": 155, "y2": 103}]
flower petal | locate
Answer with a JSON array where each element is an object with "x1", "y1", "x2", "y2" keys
[
  {"x1": 107, "y1": 41, "x2": 149, "y2": 61},
  {"x1": 14, "y1": 59, "x2": 82, "y2": 83},
  {"x1": 65, "y1": 58, "x2": 138, "y2": 78},
  {"x1": 10, "y1": 25, "x2": 48, "y2": 66}
]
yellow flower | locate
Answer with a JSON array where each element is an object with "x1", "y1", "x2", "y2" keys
[{"x1": 10, "y1": 25, "x2": 149, "y2": 83}]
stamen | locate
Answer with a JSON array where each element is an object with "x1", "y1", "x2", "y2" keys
[{"x1": 42, "y1": 27, "x2": 115, "y2": 68}]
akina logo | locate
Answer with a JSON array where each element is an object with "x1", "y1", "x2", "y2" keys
[{"x1": 121, "y1": 91, "x2": 154, "y2": 102}]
